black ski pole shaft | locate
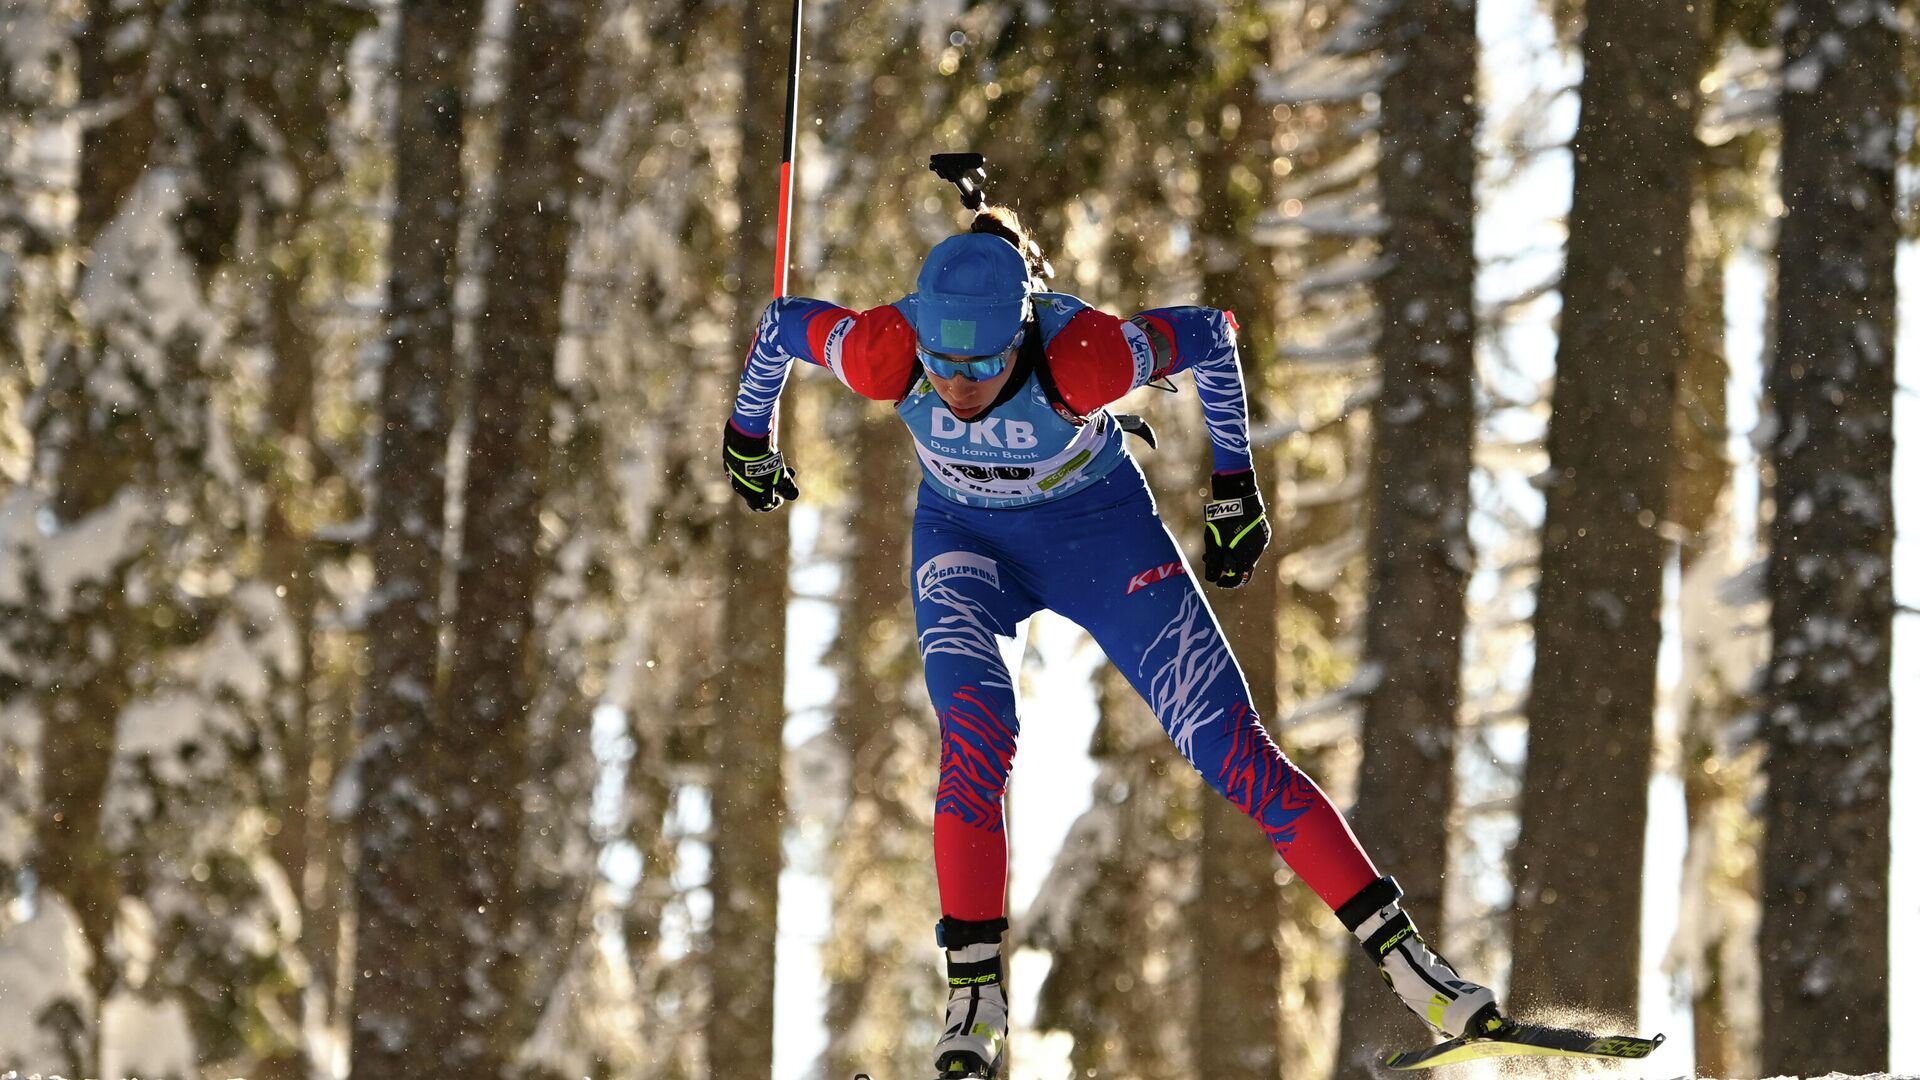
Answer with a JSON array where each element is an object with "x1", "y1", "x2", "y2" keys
[{"x1": 774, "y1": 0, "x2": 803, "y2": 298}]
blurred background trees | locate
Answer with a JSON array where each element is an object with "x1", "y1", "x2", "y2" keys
[{"x1": 0, "y1": 0, "x2": 1910, "y2": 1078}]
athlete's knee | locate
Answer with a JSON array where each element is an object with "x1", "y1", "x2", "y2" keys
[{"x1": 1196, "y1": 701, "x2": 1303, "y2": 819}]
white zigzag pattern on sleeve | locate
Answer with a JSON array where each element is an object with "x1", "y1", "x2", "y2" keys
[
  {"x1": 1192, "y1": 355, "x2": 1251, "y2": 461},
  {"x1": 735, "y1": 307, "x2": 795, "y2": 425}
]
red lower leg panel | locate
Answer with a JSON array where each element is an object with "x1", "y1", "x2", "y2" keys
[
  {"x1": 935, "y1": 815, "x2": 1009, "y2": 921},
  {"x1": 1211, "y1": 702, "x2": 1380, "y2": 908},
  {"x1": 934, "y1": 688, "x2": 1017, "y2": 921},
  {"x1": 1265, "y1": 768, "x2": 1382, "y2": 911}
]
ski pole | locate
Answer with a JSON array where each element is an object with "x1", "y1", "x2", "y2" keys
[{"x1": 774, "y1": 0, "x2": 803, "y2": 297}]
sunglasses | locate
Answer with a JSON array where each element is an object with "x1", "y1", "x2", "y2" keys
[{"x1": 917, "y1": 332, "x2": 1023, "y2": 381}]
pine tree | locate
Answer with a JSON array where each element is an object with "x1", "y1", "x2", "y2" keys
[
  {"x1": 810, "y1": 11, "x2": 947, "y2": 1074},
  {"x1": 1192, "y1": 8, "x2": 1286, "y2": 1078},
  {"x1": 1335, "y1": 0, "x2": 1478, "y2": 1071},
  {"x1": 217, "y1": 3, "x2": 376, "y2": 1063},
  {"x1": 821, "y1": 415, "x2": 934, "y2": 1080},
  {"x1": 8, "y1": 2, "x2": 189, "y2": 1070},
  {"x1": 1253, "y1": 0, "x2": 1384, "y2": 1069},
  {"x1": 1033, "y1": 673, "x2": 1203, "y2": 1080},
  {"x1": 706, "y1": 2, "x2": 794, "y2": 1074},
  {"x1": 349, "y1": 0, "x2": 483, "y2": 1072},
  {"x1": 442, "y1": 0, "x2": 599, "y2": 1071},
  {"x1": 1509, "y1": 0, "x2": 1704, "y2": 1021},
  {"x1": 599, "y1": 2, "x2": 734, "y2": 1068},
  {"x1": 1758, "y1": 0, "x2": 1899, "y2": 1069}
]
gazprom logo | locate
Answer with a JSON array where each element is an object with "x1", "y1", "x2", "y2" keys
[
  {"x1": 916, "y1": 551, "x2": 1000, "y2": 598},
  {"x1": 939, "y1": 319, "x2": 977, "y2": 350}
]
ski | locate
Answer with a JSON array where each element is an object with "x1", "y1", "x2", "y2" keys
[
  {"x1": 851, "y1": 1074, "x2": 990, "y2": 1080},
  {"x1": 1382, "y1": 1024, "x2": 1665, "y2": 1070}
]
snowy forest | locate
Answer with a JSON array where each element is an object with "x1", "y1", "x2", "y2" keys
[{"x1": 0, "y1": 0, "x2": 1912, "y2": 1078}]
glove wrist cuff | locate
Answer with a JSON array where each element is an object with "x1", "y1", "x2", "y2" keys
[
  {"x1": 1210, "y1": 470, "x2": 1259, "y2": 500},
  {"x1": 726, "y1": 424, "x2": 774, "y2": 456}
]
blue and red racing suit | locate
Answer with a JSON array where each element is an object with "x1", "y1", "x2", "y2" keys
[{"x1": 729, "y1": 291, "x2": 1380, "y2": 921}]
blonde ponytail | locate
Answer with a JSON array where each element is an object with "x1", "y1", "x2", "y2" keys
[{"x1": 969, "y1": 205, "x2": 1052, "y2": 282}]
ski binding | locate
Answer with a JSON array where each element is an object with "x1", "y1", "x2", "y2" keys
[{"x1": 1383, "y1": 1023, "x2": 1665, "y2": 1070}]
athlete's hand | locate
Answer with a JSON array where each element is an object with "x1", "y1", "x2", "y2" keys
[
  {"x1": 724, "y1": 423, "x2": 800, "y2": 512},
  {"x1": 1203, "y1": 471, "x2": 1268, "y2": 589}
]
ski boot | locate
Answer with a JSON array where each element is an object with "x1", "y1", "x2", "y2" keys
[
  {"x1": 1336, "y1": 876, "x2": 1506, "y2": 1039},
  {"x1": 932, "y1": 916, "x2": 1009, "y2": 1078}
]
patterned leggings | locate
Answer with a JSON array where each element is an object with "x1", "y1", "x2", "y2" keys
[{"x1": 912, "y1": 459, "x2": 1380, "y2": 921}]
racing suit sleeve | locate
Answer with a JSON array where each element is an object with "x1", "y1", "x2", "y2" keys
[
  {"x1": 1044, "y1": 305, "x2": 1253, "y2": 476},
  {"x1": 727, "y1": 297, "x2": 920, "y2": 437}
]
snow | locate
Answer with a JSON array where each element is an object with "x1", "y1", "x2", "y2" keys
[
  {"x1": 1259, "y1": 54, "x2": 1383, "y2": 105},
  {"x1": 0, "y1": 897, "x2": 93, "y2": 1075},
  {"x1": 0, "y1": 488, "x2": 150, "y2": 617},
  {"x1": 98, "y1": 993, "x2": 194, "y2": 1080},
  {"x1": 1019, "y1": 800, "x2": 1120, "y2": 952},
  {"x1": 1297, "y1": 250, "x2": 1391, "y2": 296},
  {"x1": 76, "y1": 169, "x2": 221, "y2": 408},
  {"x1": 0, "y1": 697, "x2": 38, "y2": 871},
  {"x1": 1782, "y1": 51, "x2": 1826, "y2": 94},
  {"x1": 516, "y1": 940, "x2": 644, "y2": 1080}
]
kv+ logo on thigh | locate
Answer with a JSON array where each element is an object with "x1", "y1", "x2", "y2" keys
[{"x1": 1125, "y1": 560, "x2": 1186, "y2": 595}]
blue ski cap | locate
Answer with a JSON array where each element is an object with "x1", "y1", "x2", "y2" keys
[{"x1": 911, "y1": 232, "x2": 1033, "y2": 357}]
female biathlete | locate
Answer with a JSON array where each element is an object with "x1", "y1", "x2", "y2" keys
[{"x1": 723, "y1": 208, "x2": 1505, "y2": 1078}]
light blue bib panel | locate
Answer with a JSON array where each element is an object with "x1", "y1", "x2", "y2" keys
[{"x1": 894, "y1": 292, "x2": 1131, "y2": 509}]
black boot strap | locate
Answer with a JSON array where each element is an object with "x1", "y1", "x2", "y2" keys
[
  {"x1": 937, "y1": 915, "x2": 1009, "y2": 949},
  {"x1": 1334, "y1": 875, "x2": 1404, "y2": 932}
]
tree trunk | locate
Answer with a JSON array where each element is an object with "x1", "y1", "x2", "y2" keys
[
  {"x1": 258, "y1": 237, "x2": 330, "y2": 1080},
  {"x1": 1192, "y1": 17, "x2": 1284, "y2": 1077},
  {"x1": 349, "y1": 0, "x2": 480, "y2": 1073},
  {"x1": 1758, "y1": 0, "x2": 1898, "y2": 1070},
  {"x1": 1509, "y1": 0, "x2": 1701, "y2": 1022},
  {"x1": 438, "y1": 0, "x2": 597, "y2": 1072},
  {"x1": 1335, "y1": 0, "x2": 1477, "y2": 1072},
  {"x1": 23, "y1": 3, "x2": 165, "y2": 1069},
  {"x1": 821, "y1": 415, "x2": 933, "y2": 1080},
  {"x1": 812, "y1": 16, "x2": 942, "y2": 1075},
  {"x1": 1037, "y1": 678, "x2": 1200, "y2": 1080},
  {"x1": 706, "y1": 3, "x2": 792, "y2": 1075},
  {"x1": 73, "y1": 0, "x2": 158, "y2": 248},
  {"x1": 1197, "y1": 545, "x2": 1284, "y2": 1080}
]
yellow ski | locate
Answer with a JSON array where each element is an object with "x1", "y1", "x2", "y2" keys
[{"x1": 1383, "y1": 1025, "x2": 1665, "y2": 1070}]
